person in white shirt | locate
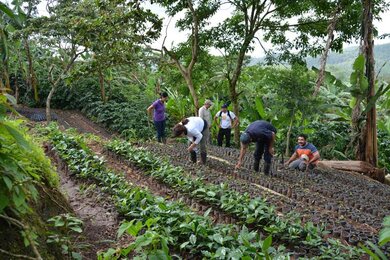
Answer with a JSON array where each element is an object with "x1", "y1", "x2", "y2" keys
[
  {"x1": 172, "y1": 117, "x2": 209, "y2": 164},
  {"x1": 214, "y1": 104, "x2": 238, "y2": 147},
  {"x1": 198, "y1": 99, "x2": 213, "y2": 144}
]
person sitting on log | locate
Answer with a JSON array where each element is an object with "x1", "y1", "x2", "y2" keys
[{"x1": 285, "y1": 134, "x2": 320, "y2": 171}]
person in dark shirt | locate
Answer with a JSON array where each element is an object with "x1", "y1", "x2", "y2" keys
[{"x1": 235, "y1": 120, "x2": 277, "y2": 175}]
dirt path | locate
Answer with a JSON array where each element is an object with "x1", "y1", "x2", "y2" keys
[{"x1": 47, "y1": 145, "x2": 124, "y2": 259}]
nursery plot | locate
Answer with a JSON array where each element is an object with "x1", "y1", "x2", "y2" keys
[
  {"x1": 22, "y1": 109, "x2": 387, "y2": 256},
  {"x1": 139, "y1": 142, "x2": 390, "y2": 251}
]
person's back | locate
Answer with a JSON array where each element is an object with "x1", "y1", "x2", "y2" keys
[{"x1": 246, "y1": 120, "x2": 277, "y2": 141}]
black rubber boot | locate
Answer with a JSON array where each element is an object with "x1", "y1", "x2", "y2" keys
[
  {"x1": 201, "y1": 152, "x2": 207, "y2": 165},
  {"x1": 253, "y1": 159, "x2": 260, "y2": 172},
  {"x1": 263, "y1": 162, "x2": 271, "y2": 175},
  {"x1": 190, "y1": 151, "x2": 197, "y2": 163}
]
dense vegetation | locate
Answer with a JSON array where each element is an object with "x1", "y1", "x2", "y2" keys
[{"x1": 1, "y1": 0, "x2": 390, "y2": 258}]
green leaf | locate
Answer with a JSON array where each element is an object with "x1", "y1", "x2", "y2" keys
[
  {"x1": 206, "y1": 191, "x2": 216, "y2": 197},
  {"x1": 0, "y1": 191, "x2": 10, "y2": 212},
  {"x1": 2, "y1": 123, "x2": 31, "y2": 150},
  {"x1": 71, "y1": 252, "x2": 83, "y2": 260},
  {"x1": 189, "y1": 234, "x2": 196, "y2": 245},
  {"x1": 69, "y1": 226, "x2": 82, "y2": 233},
  {"x1": 3, "y1": 176, "x2": 13, "y2": 190},
  {"x1": 262, "y1": 235, "x2": 272, "y2": 250},
  {"x1": 365, "y1": 241, "x2": 387, "y2": 260},
  {"x1": 180, "y1": 241, "x2": 189, "y2": 249},
  {"x1": 213, "y1": 234, "x2": 224, "y2": 244},
  {"x1": 255, "y1": 97, "x2": 266, "y2": 119},
  {"x1": 203, "y1": 207, "x2": 212, "y2": 218},
  {"x1": 353, "y1": 55, "x2": 365, "y2": 71}
]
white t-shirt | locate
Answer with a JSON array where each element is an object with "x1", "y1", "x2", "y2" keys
[
  {"x1": 215, "y1": 111, "x2": 236, "y2": 129},
  {"x1": 185, "y1": 117, "x2": 205, "y2": 144}
]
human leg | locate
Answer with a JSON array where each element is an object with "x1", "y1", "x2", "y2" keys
[
  {"x1": 217, "y1": 129, "x2": 223, "y2": 146},
  {"x1": 154, "y1": 120, "x2": 164, "y2": 142},
  {"x1": 263, "y1": 142, "x2": 273, "y2": 175},
  {"x1": 225, "y1": 128, "x2": 231, "y2": 147},
  {"x1": 253, "y1": 141, "x2": 264, "y2": 172},
  {"x1": 200, "y1": 128, "x2": 208, "y2": 164}
]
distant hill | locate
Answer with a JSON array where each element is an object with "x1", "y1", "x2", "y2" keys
[{"x1": 251, "y1": 43, "x2": 390, "y2": 82}]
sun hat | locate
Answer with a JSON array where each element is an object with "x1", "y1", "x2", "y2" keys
[{"x1": 205, "y1": 99, "x2": 213, "y2": 106}]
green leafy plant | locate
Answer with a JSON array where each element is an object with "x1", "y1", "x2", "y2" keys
[
  {"x1": 105, "y1": 139, "x2": 363, "y2": 258},
  {"x1": 361, "y1": 216, "x2": 390, "y2": 260},
  {"x1": 47, "y1": 214, "x2": 84, "y2": 260},
  {"x1": 45, "y1": 124, "x2": 286, "y2": 259}
]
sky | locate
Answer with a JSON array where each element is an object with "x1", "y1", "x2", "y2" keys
[
  {"x1": 144, "y1": 3, "x2": 390, "y2": 58},
  {"x1": 19, "y1": 1, "x2": 390, "y2": 58}
]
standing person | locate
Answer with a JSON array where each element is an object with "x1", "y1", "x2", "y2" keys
[
  {"x1": 172, "y1": 117, "x2": 209, "y2": 164},
  {"x1": 214, "y1": 103, "x2": 238, "y2": 147},
  {"x1": 235, "y1": 120, "x2": 277, "y2": 175},
  {"x1": 147, "y1": 92, "x2": 168, "y2": 143},
  {"x1": 198, "y1": 99, "x2": 213, "y2": 144},
  {"x1": 284, "y1": 134, "x2": 320, "y2": 171}
]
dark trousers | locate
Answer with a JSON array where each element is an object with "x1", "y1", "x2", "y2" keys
[
  {"x1": 154, "y1": 120, "x2": 166, "y2": 142},
  {"x1": 217, "y1": 128, "x2": 231, "y2": 147},
  {"x1": 254, "y1": 140, "x2": 272, "y2": 163}
]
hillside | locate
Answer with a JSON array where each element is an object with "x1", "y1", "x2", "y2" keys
[{"x1": 252, "y1": 43, "x2": 390, "y2": 82}]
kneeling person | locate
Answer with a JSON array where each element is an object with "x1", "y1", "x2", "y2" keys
[{"x1": 285, "y1": 134, "x2": 320, "y2": 171}]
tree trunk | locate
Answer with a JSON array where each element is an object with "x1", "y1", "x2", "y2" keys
[
  {"x1": 24, "y1": 38, "x2": 38, "y2": 102},
  {"x1": 362, "y1": 0, "x2": 377, "y2": 166},
  {"x1": 285, "y1": 113, "x2": 294, "y2": 157},
  {"x1": 98, "y1": 69, "x2": 106, "y2": 103},
  {"x1": 184, "y1": 74, "x2": 199, "y2": 115},
  {"x1": 15, "y1": 74, "x2": 19, "y2": 104},
  {"x1": 2, "y1": 67, "x2": 10, "y2": 90},
  {"x1": 229, "y1": 40, "x2": 251, "y2": 145},
  {"x1": 46, "y1": 85, "x2": 56, "y2": 122}
]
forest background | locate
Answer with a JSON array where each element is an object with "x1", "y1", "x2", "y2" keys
[{"x1": 1, "y1": 0, "x2": 390, "y2": 171}]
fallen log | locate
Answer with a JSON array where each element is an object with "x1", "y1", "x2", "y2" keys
[{"x1": 318, "y1": 160, "x2": 385, "y2": 183}]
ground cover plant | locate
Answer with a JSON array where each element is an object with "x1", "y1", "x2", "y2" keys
[
  {"x1": 105, "y1": 139, "x2": 364, "y2": 258},
  {"x1": 45, "y1": 124, "x2": 290, "y2": 259}
]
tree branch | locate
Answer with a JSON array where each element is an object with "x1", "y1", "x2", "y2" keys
[
  {"x1": 314, "y1": 4, "x2": 341, "y2": 96},
  {"x1": 0, "y1": 248, "x2": 37, "y2": 260},
  {"x1": 187, "y1": 0, "x2": 199, "y2": 73},
  {"x1": 0, "y1": 214, "x2": 43, "y2": 260}
]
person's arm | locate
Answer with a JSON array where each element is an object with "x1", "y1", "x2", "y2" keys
[
  {"x1": 235, "y1": 144, "x2": 248, "y2": 169},
  {"x1": 187, "y1": 130, "x2": 203, "y2": 152},
  {"x1": 214, "y1": 112, "x2": 220, "y2": 128},
  {"x1": 285, "y1": 151, "x2": 298, "y2": 166},
  {"x1": 146, "y1": 104, "x2": 154, "y2": 118},
  {"x1": 307, "y1": 151, "x2": 320, "y2": 165},
  {"x1": 198, "y1": 108, "x2": 204, "y2": 119},
  {"x1": 268, "y1": 132, "x2": 276, "y2": 155}
]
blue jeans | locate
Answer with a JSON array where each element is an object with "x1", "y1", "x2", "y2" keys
[{"x1": 154, "y1": 120, "x2": 166, "y2": 143}]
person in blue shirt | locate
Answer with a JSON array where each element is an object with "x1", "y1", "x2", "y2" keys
[
  {"x1": 285, "y1": 134, "x2": 320, "y2": 171},
  {"x1": 235, "y1": 120, "x2": 277, "y2": 175}
]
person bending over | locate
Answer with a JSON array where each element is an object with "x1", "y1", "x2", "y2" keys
[
  {"x1": 172, "y1": 117, "x2": 209, "y2": 164},
  {"x1": 235, "y1": 120, "x2": 276, "y2": 175}
]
